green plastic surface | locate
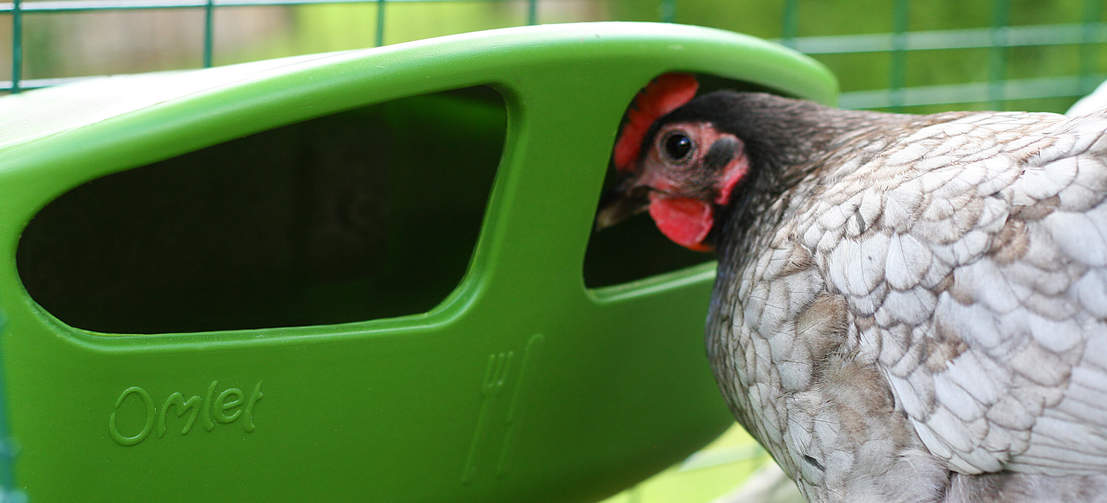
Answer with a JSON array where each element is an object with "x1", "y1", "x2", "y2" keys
[{"x1": 0, "y1": 22, "x2": 835, "y2": 502}]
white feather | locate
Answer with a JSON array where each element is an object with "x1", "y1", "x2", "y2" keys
[
  {"x1": 953, "y1": 258, "x2": 1020, "y2": 313},
  {"x1": 976, "y1": 155, "x2": 1021, "y2": 195},
  {"x1": 944, "y1": 351, "x2": 1004, "y2": 405},
  {"x1": 850, "y1": 284, "x2": 887, "y2": 317},
  {"x1": 927, "y1": 402, "x2": 976, "y2": 453},
  {"x1": 1072, "y1": 155, "x2": 1107, "y2": 193},
  {"x1": 1043, "y1": 208, "x2": 1107, "y2": 267},
  {"x1": 778, "y1": 361, "x2": 813, "y2": 392},
  {"x1": 1027, "y1": 315, "x2": 1082, "y2": 353},
  {"x1": 917, "y1": 158, "x2": 962, "y2": 181},
  {"x1": 768, "y1": 323, "x2": 795, "y2": 362},
  {"x1": 888, "y1": 373, "x2": 927, "y2": 418},
  {"x1": 858, "y1": 189, "x2": 884, "y2": 231},
  {"x1": 949, "y1": 230, "x2": 990, "y2": 265},
  {"x1": 1003, "y1": 260, "x2": 1072, "y2": 297},
  {"x1": 985, "y1": 394, "x2": 1036, "y2": 430},
  {"x1": 882, "y1": 180, "x2": 924, "y2": 231},
  {"x1": 1058, "y1": 183, "x2": 1103, "y2": 211},
  {"x1": 1067, "y1": 367, "x2": 1107, "y2": 404},
  {"x1": 817, "y1": 203, "x2": 851, "y2": 231},
  {"x1": 934, "y1": 294, "x2": 1003, "y2": 349},
  {"x1": 1016, "y1": 156, "x2": 1078, "y2": 201},
  {"x1": 1007, "y1": 341, "x2": 1069, "y2": 387},
  {"x1": 934, "y1": 377, "x2": 984, "y2": 422},
  {"x1": 885, "y1": 233, "x2": 932, "y2": 290},
  {"x1": 801, "y1": 221, "x2": 823, "y2": 249},
  {"x1": 877, "y1": 327, "x2": 909, "y2": 368},
  {"x1": 817, "y1": 225, "x2": 846, "y2": 254},
  {"x1": 959, "y1": 142, "x2": 1003, "y2": 164},
  {"x1": 858, "y1": 232, "x2": 890, "y2": 291},
  {"x1": 1033, "y1": 415, "x2": 1107, "y2": 451},
  {"x1": 1034, "y1": 133, "x2": 1078, "y2": 164},
  {"x1": 1083, "y1": 324, "x2": 1107, "y2": 369},
  {"x1": 884, "y1": 141, "x2": 930, "y2": 165},
  {"x1": 881, "y1": 288, "x2": 935, "y2": 326},
  {"x1": 912, "y1": 419, "x2": 953, "y2": 459}
]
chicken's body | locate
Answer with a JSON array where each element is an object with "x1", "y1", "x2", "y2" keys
[
  {"x1": 601, "y1": 78, "x2": 1107, "y2": 501},
  {"x1": 704, "y1": 96, "x2": 1107, "y2": 501}
]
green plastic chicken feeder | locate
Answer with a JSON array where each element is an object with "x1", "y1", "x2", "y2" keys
[{"x1": 0, "y1": 23, "x2": 835, "y2": 502}]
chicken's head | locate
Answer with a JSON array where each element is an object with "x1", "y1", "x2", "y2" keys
[{"x1": 597, "y1": 74, "x2": 750, "y2": 252}]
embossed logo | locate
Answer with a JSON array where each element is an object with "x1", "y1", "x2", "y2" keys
[
  {"x1": 461, "y1": 334, "x2": 545, "y2": 483},
  {"x1": 108, "y1": 380, "x2": 264, "y2": 446}
]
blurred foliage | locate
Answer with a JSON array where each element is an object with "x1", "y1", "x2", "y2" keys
[{"x1": 2, "y1": 0, "x2": 1106, "y2": 111}]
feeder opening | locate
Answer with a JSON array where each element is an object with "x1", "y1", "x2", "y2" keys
[{"x1": 17, "y1": 86, "x2": 506, "y2": 333}]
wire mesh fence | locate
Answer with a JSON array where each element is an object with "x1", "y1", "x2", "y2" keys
[
  {"x1": 1, "y1": 0, "x2": 544, "y2": 94},
  {"x1": 3, "y1": 0, "x2": 1105, "y2": 112}
]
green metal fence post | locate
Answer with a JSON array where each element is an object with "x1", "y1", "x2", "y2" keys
[
  {"x1": 10, "y1": 0, "x2": 20, "y2": 93},
  {"x1": 375, "y1": 0, "x2": 384, "y2": 46},
  {"x1": 1080, "y1": 0, "x2": 1103, "y2": 94},
  {"x1": 889, "y1": 0, "x2": 908, "y2": 110},
  {"x1": 989, "y1": 0, "x2": 1010, "y2": 109},
  {"x1": 527, "y1": 0, "x2": 537, "y2": 25},
  {"x1": 780, "y1": 0, "x2": 798, "y2": 49},
  {"x1": 660, "y1": 0, "x2": 675, "y2": 23},
  {"x1": 203, "y1": 0, "x2": 214, "y2": 67}
]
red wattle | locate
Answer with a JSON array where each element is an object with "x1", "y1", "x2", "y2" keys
[{"x1": 648, "y1": 196, "x2": 714, "y2": 251}]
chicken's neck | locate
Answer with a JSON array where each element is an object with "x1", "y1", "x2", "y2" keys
[{"x1": 706, "y1": 94, "x2": 912, "y2": 268}]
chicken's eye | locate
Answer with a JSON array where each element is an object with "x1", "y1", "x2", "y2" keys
[{"x1": 662, "y1": 131, "x2": 694, "y2": 162}]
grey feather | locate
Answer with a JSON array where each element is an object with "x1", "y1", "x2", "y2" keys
[{"x1": 697, "y1": 94, "x2": 1107, "y2": 502}]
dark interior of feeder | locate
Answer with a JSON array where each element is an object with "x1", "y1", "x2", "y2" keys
[
  {"x1": 17, "y1": 76, "x2": 769, "y2": 333},
  {"x1": 19, "y1": 88, "x2": 507, "y2": 333}
]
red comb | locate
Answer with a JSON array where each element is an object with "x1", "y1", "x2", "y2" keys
[{"x1": 613, "y1": 73, "x2": 699, "y2": 172}]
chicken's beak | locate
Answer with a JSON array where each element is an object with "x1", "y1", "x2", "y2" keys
[{"x1": 595, "y1": 176, "x2": 650, "y2": 230}]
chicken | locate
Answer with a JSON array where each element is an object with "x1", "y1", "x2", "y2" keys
[
  {"x1": 598, "y1": 74, "x2": 1107, "y2": 502},
  {"x1": 1070, "y1": 79, "x2": 1107, "y2": 117}
]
